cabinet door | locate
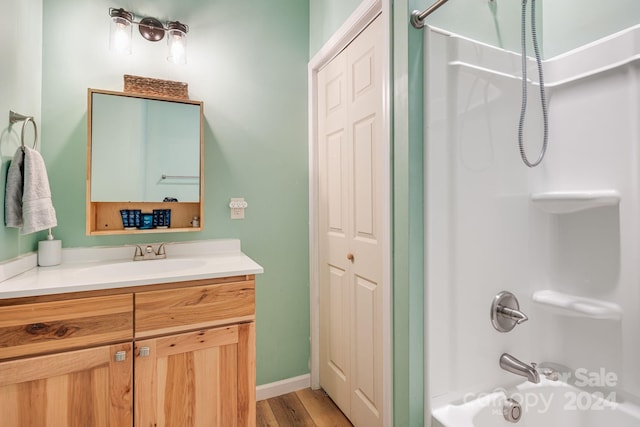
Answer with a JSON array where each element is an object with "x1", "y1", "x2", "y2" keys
[
  {"x1": 0, "y1": 342, "x2": 133, "y2": 427},
  {"x1": 135, "y1": 323, "x2": 255, "y2": 427}
]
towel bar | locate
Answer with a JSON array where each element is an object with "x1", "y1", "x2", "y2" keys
[
  {"x1": 161, "y1": 174, "x2": 198, "y2": 180},
  {"x1": 9, "y1": 110, "x2": 38, "y2": 149}
]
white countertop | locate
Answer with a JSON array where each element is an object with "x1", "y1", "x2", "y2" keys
[{"x1": 0, "y1": 239, "x2": 263, "y2": 299}]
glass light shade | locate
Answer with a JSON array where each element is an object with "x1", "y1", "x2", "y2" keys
[
  {"x1": 109, "y1": 16, "x2": 133, "y2": 55},
  {"x1": 167, "y1": 29, "x2": 187, "y2": 64}
]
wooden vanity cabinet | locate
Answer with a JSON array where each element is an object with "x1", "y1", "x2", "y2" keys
[
  {"x1": 135, "y1": 323, "x2": 255, "y2": 426},
  {"x1": 134, "y1": 278, "x2": 256, "y2": 427},
  {"x1": 0, "y1": 275, "x2": 256, "y2": 427},
  {"x1": 0, "y1": 342, "x2": 133, "y2": 427},
  {"x1": 0, "y1": 294, "x2": 134, "y2": 426}
]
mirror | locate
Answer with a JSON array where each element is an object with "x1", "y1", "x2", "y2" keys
[
  {"x1": 88, "y1": 89, "x2": 203, "y2": 203},
  {"x1": 86, "y1": 89, "x2": 204, "y2": 235}
]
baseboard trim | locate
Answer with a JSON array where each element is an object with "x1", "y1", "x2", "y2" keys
[{"x1": 256, "y1": 374, "x2": 311, "y2": 401}]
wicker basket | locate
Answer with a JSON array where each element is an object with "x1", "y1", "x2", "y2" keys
[{"x1": 123, "y1": 75, "x2": 189, "y2": 99}]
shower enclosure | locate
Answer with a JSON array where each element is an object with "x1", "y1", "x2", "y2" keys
[{"x1": 423, "y1": 20, "x2": 640, "y2": 426}]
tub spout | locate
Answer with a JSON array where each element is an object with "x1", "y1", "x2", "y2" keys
[
  {"x1": 499, "y1": 353, "x2": 540, "y2": 384},
  {"x1": 497, "y1": 305, "x2": 528, "y2": 324}
]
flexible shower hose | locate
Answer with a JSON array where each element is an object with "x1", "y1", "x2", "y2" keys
[{"x1": 518, "y1": 0, "x2": 549, "y2": 167}]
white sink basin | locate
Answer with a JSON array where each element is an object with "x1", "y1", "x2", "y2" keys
[{"x1": 75, "y1": 258, "x2": 207, "y2": 278}]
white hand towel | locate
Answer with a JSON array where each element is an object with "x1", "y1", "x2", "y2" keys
[
  {"x1": 4, "y1": 147, "x2": 57, "y2": 234},
  {"x1": 4, "y1": 148, "x2": 25, "y2": 228},
  {"x1": 21, "y1": 146, "x2": 57, "y2": 234}
]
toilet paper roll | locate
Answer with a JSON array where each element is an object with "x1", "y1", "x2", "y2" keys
[{"x1": 38, "y1": 239, "x2": 62, "y2": 267}]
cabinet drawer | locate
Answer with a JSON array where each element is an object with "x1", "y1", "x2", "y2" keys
[
  {"x1": 135, "y1": 280, "x2": 255, "y2": 338},
  {"x1": 0, "y1": 294, "x2": 133, "y2": 360}
]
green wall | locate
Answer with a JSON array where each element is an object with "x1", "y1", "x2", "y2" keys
[
  {"x1": 391, "y1": 1, "x2": 427, "y2": 425},
  {"x1": 37, "y1": 0, "x2": 310, "y2": 386},
  {"x1": 309, "y1": 0, "x2": 364, "y2": 55},
  {"x1": 0, "y1": 0, "x2": 42, "y2": 261},
  {"x1": 425, "y1": 0, "x2": 525, "y2": 54},
  {"x1": 414, "y1": 0, "x2": 640, "y2": 60},
  {"x1": 543, "y1": 0, "x2": 640, "y2": 58}
]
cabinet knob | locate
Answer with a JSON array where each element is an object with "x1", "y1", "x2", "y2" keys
[
  {"x1": 347, "y1": 253, "x2": 355, "y2": 262},
  {"x1": 139, "y1": 346, "x2": 150, "y2": 357},
  {"x1": 114, "y1": 351, "x2": 126, "y2": 362}
]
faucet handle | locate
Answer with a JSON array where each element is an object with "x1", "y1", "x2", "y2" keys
[
  {"x1": 133, "y1": 243, "x2": 167, "y2": 261},
  {"x1": 156, "y1": 243, "x2": 166, "y2": 256},
  {"x1": 498, "y1": 305, "x2": 528, "y2": 324},
  {"x1": 491, "y1": 291, "x2": 528, "y2": 333}
]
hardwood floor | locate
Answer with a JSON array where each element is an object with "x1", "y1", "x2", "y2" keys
[{"x1": 257, "y1": 388, "x2": 353, "y2": 427}]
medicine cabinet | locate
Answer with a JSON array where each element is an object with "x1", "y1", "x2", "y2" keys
[{"x1": 86, "y1": 89, "x2": 204, "y2": 235}]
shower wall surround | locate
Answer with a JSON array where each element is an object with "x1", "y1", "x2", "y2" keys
[{"x1": 425, "y1": 23, "x2": 640, "y2": 408}]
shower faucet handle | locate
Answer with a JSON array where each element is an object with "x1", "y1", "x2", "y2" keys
[
  {"x1": 491, "y1": 291, "x2": 529, "y2": 333},
  {"x1": 497, "y1": 305, "x2": 528, "y2": 325}
]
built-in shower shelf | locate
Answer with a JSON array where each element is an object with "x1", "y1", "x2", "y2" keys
[
  {"x1": 532, "y1": 290, "x2": 622, "y2": 320},
  {"x1": 530, "y1": 190, "x2": 620, "y2": 214}
]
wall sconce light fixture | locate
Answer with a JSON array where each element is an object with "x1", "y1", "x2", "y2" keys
[{"x1": 109, "y1": 8, "x2": 189, "y2": 64}]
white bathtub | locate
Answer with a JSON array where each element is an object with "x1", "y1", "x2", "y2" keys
[{"x1": 432, "y1": 379, "x2": 640, "y2": 427}]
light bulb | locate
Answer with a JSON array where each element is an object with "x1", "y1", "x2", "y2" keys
[
  {"x1": 109, "y1": 14, "x2": 132, "y2": 55},
  {"x1": 166, "y1": 22, "x2": 188, "y2": 64},
  {"x1": 167, "y1": 30, "x2": 186, "y2": 64}
]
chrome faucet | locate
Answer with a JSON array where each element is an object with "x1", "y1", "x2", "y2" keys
[
  {"x1": 133, "y1": 243, "x2": 167, "y2": 261},
  {"x1": 499, "y1": 353, "x2": 540, "y2": 384}
]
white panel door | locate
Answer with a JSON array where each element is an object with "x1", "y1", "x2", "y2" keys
[
  {"x1": 318, "y1": 39, "x2": 351, "y2": 416},
  {"x1": 318, "y1": 15, "x2": 383, "y2": 427}
]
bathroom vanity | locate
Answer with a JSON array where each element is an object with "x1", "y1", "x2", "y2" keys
[{"x1": 0, "y1": 240, "x2": 262, "y2": 426}]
